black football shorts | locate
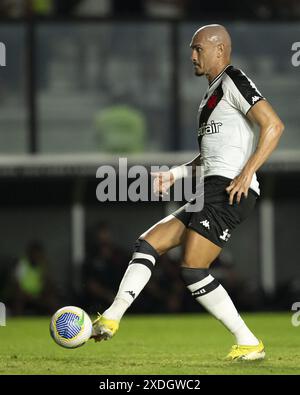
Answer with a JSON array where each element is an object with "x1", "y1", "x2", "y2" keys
[{"x1": 171, "y1": 175, "x2": 258, "y2": 248}]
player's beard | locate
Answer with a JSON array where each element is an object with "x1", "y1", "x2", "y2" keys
[
  {"x1": 193, "y1": 64, "x2": 204, "y2": 76},
  {"x1": 194, "y1": 68, "x2": 204, "y2": 76}
]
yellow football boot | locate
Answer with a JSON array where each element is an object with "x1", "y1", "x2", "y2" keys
[
  {"x1": 225, "y1": 340, "x2": 265, "y2": 361},
  {"x1": 91, "y1": 314, "x2": 119, "y2": 342}
]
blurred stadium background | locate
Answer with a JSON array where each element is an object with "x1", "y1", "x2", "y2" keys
[{"x1": 0, "y1": 0, "x2": 299, "y2": 320}]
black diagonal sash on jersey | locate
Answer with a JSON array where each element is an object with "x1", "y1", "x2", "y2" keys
[
  {"x1": 225, "y1": 65, "x2": 264, "y2": 108},
  {"x1": 198, "y1": 83, "x2": 224, "y2": 150}
]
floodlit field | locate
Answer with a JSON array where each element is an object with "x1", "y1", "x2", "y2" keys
[{"x1": 0, "y1": 313, "x2": 299, "y2": 375}]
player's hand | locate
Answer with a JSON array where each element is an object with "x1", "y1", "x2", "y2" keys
[
  {"x1": 225, "y1": 171, "x2": 253, "y2": 205},
  {"x1": 150, "y1": 171, "x2": 175, "y2": 197}
]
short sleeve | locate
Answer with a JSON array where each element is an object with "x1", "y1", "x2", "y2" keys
[{"x1": 224, "y1": 66, "x2": 265, "y2": 115}]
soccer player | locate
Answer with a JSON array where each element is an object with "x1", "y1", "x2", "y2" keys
[{"x1": 92, "y1": 24, "x2": 284, "y2": 360}]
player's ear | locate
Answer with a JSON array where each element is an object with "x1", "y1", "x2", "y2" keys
[{"x1": 217, "y1": 43, "x2": 224, "y2": 58}]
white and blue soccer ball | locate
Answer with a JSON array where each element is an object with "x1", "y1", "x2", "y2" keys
[{"x1": 50, "y1": 306, "x2": 93, "y2": 349}]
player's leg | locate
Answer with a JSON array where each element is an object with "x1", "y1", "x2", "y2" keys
[
  {"x1": 180, "y1": 229, "x2": 265, "y2": 360},
  {"x1": 92, "y1": 215, "x2": 187, "y2": 340},
  {"x1": 103, "y1": 214, "x2": 186, "y2": 319}
]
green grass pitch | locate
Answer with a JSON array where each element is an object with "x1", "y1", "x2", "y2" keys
[{"x1": 0, "y1": 313, "x2": 299, "y2": 375}]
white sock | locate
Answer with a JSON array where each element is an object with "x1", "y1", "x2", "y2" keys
[
  {"x1": 103, "y1": 251, "x2": 156, "y2": 321},
  {"x1": 184, "y1": 270, "x2": 259, "y2": 346}
]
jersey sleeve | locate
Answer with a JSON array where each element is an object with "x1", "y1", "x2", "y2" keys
[{"x1": 224, "y1": 66, "x2": 265, "y2": 115}]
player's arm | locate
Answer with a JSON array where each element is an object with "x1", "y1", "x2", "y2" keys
[
  {"x1": 226, "y1": 100, "x2": 284, "y2": 204},
  {"x1": 171, "y1": 153, "x2": 202, "y2": 179},
  {"x1": 151, "y1": 153, "x2": 201, "y2": 196}
]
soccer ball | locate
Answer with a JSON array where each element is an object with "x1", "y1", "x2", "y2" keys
[{"x1": 50, "y1": 306, "x2": 93, "y2": 349}]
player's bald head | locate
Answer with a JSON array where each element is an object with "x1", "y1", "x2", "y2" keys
[
  {"x1": 191, "y1": 24, "x2": 231, "y2": 60},
  {"x1": 190, "y1": 24, "x2": 232, "y2": 78}
]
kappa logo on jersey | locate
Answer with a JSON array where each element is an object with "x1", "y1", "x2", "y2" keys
[
  {"x1": 200, "y1": 220, "x2": 210, "y2": 230},
  {"x1": 252, "y1": 95, "x2": 261, "y2": 104},
  {"x1": 198, "y1": 120, "x2": 222, "y2": 137},
  {"x1": 219, "y1": 229, "x2": 231, "y2": 241}
]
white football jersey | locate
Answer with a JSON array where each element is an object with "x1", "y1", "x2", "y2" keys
[{"x1": 197, "y1": 65, "x2": 264, "y2": 195}]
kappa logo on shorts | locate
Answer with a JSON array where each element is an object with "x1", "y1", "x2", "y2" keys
[
  {"x1": 219, "y1": 229, "x2": 231, "y2": 242},
  {"x1": 200, "y1": 220, "x2": 210, "y2": 230}
]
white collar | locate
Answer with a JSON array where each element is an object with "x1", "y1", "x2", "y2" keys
[{"x1": 208, "y1": 64, "x2": 231, "y2": 88}]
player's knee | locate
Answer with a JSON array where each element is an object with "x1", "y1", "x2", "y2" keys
[
  {"x1": 133, "y1": 238, "x2": 159, "y2": 257},
  {"x1": 137, "y1": 234, "x2": 166, "y2": 255},
  {"x1": 128, "y1": 238, "x2": 160, "y2": 272},
  {"x1": 181, "y1": 266, "x2": 210, "y2": 286}
]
